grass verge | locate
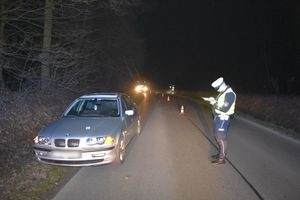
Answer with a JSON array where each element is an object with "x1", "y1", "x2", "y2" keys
[{"x1": 1, "y1": 161, "x2": 69, "y2": 200}]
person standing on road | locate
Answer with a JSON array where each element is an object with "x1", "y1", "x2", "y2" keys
[{"x1": 203, "y1": 77, "x2": 236, "y2": 164}]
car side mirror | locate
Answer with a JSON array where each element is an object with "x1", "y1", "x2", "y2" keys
[{"x1": 125, "y1": 110, "x2": 134, "y2": 116}]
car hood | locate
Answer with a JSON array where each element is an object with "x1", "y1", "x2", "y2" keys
[{"x1": 39, "y1": 117, "x2": 123, "y2": 138}]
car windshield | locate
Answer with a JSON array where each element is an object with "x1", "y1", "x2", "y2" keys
[{"x1": 65, "y1": 98, "x2": 119, "y2": 117}]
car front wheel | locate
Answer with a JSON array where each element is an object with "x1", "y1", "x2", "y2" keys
[{"x1": 115, "y1": 136, "x2": 125, "y2": 164}]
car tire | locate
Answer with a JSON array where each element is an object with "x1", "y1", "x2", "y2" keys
[
  {"x1": 115, "y1": 135, "x2": 125, "y2": 164},
  {"x1": 136, "y1": 119, "x2": 141, "y2": 136}
]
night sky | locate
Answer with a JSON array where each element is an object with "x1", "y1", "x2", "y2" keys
[{"x1": 138, "y1": 0, "x2": 300, "y2": 93}]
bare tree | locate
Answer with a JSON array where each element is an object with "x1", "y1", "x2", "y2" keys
[
  {"x1": 0, "y1": 0, "x2": 7, "y2": 89},
  {"x1": 0, "y1": 0, "x2": 148, "y2": 93},
  {"x1": 40, "y1": 0, "x2": 53, "y2": 89}
]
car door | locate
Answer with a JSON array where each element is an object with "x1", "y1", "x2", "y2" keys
[
  {"x1": 130, "y1": 100, "x2": 139, "y2": 134},
  {"x1": 121, "y1": 96, "x2": 132, "y2": 145},
  {"x1": 123, "y1": 95, "x2": 137, "y2": 142}
]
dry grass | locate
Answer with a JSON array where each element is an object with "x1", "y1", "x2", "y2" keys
[
  {"x1": 1, "y1": 161, "x2": 68, "y2": 200},
  {"x1": 0, "y1": 90, "x2": 75, "y2": 200},
  {"x1": 237, "y1": 94, "x2": 300, "y2": 133}
]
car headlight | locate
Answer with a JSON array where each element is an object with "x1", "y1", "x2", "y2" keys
[
  {"x1": 86, "y1": 136, "x2": 115, "y2": 145},
  {"x1": 34, "y1": 136, "x2": 51, "y2": 145},
  {"x1": 135, "y1": 85, "x2": 144, "y2": 93},
  {"x1": 143, "y1": 86, "x2": 149, "y2": 92}
]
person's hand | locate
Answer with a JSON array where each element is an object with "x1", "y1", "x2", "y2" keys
[{"x1": 202, "y1": 97, "x2": 216, "y2": 105}]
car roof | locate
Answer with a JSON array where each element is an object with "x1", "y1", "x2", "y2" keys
[{"x1": 79, "y1": 93, "x2": 123, "y2": 99}]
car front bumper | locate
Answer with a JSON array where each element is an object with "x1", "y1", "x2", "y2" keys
[{"x1": 33, "y1": 146, "x2": 117, "y2": 167}]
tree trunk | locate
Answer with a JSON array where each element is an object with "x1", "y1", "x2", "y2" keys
[
  {"x1": 0, "y1": 1, "x2": 6, "y2": 89},
  {"x1": 263, "y1": 41, "x2": 279, "y2": 93},
  {"x1": 41, "y1": 0, "x2": 53, "y2": 89}
]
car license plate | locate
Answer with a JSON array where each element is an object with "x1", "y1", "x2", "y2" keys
[{"x1": 51, "y1": 151, "x2": 81, "y2": 159}]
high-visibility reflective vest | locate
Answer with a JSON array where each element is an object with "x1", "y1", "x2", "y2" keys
[{"x1": 214, "y1": 87, "x2": 236, "y2": 116}]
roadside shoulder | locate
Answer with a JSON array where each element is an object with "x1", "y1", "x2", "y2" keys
[{"x1": 236, "y1": 112, "x2": 300, "y2": 144}]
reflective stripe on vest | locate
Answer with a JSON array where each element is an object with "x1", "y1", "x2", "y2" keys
[{"x1": 216, "y1": 87, "x2": 236, "y2": 115}]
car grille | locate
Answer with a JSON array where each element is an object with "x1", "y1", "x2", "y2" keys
[
  {"x1": 68, "y1": 139, "x2": 80, "y2": 147},
  {"x1": 55, "y1": 139, "x2": 65, "y2": 147},
  {"x1": 54, "y1": 139, "x2": 80, "y2": 147}
]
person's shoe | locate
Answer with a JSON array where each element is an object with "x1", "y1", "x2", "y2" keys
[
  {"x1": 211, "y1": 154, "x2": 219, "y2": 159},
  {"x1": 211, "y1": 158, "x2": 225, "y2": 165}
]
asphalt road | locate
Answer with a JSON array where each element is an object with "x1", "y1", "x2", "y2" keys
[{"x1": 52, "y1": 95, "x2": 300, "y2": 200}]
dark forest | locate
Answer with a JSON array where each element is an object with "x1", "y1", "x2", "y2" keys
[{"x1": 0, "y1": 0, "x2": 300, "y2": 94}]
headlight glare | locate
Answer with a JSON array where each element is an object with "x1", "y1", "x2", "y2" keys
[{"x1": 143, "y1": 86, "x2": 148, "y2": 92}]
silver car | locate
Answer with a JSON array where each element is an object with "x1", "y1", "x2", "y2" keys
[{"x1": 33, "y1": 93, "x2": 141, "y2": 167}]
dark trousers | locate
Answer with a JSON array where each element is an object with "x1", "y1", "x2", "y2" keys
[{"x1": 214, "y1": 115, "x2": 231, "y2": 158}]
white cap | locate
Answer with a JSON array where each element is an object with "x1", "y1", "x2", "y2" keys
[{"x1": 211, "y1": 77, "x2": 224, "y2": 89}]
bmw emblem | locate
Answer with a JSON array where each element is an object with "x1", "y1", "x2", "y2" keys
[
  {"x1": 66, "y1": 133, "x2": 71, "y2": 137},
  {"x1": 85, "y1": 126, "x2": 91, "y2": 130}
]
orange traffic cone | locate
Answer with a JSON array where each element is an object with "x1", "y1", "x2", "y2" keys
[
  {"x1": 167, "y1": 96, "x2": 170, "y2": 102},
  {"x1": 180, "y1": 105, "x2": 185, "y2": 115}
]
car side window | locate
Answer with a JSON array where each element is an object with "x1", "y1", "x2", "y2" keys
[
  {"x1": 124, "y1": 96, "x2": 133, "y2": 110},
  {"x1": 124, "y1": 95, "x2": 137, "y2": 115},
  {"x1": 121, "y1": 97, "x2": 128, "y2": 114}
]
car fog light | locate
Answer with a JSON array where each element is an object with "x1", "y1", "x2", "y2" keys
[{"x1": 37, "y1": 151, "x2": 48, "y2": 156}]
